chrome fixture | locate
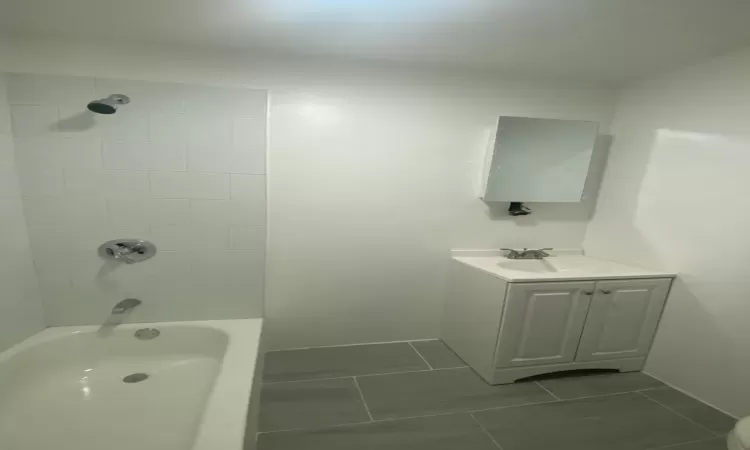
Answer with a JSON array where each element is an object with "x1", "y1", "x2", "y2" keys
[
  {"x1": 501, "y1": 248, "x2": 553, "y2": 260},
  {"x1": 112, "y1": 298, "x2": 142, "y2": 314},
  {"x1": 508, "y1": 202, "x2": 531, "y2": 216},
  {"x1": 98, "y1": 239, "x2": 156, "y2": 264},
  {"x1": 134, "y1": 328, "x2": 160, "y2": 340},
  {"x1": 87, "y1": 94, "x2": 130, "y2": 115}
]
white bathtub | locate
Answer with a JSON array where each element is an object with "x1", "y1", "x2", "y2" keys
[{"x1": 0, "y1": 319, "x2": 264, "y2": 450}]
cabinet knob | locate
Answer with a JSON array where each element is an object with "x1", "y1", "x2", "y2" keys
[
  {"x1": 600, "y1": 290, "x2": 612, "y2": 294},
  {"x1": 583, "y1": 291, "x2": 594, "y2": 295}
]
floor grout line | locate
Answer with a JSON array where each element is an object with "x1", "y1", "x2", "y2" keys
[
  {"x1": 265, "y1": 339, "x2": 439, "y2": 353},
  {"x1": 470, "y1": 413, "x2": 505, "y2": 450},
  {"x1": 534, "y1": 381, "x2": 562, "y2": 401},
  {"x1": 259, "y1": 389, "x2": 685, "y2": 435},
  {"x1": 408, "y1": 341, "x2": 434, "y2": 370},
  {"x1": 533, "y1": 389, "x2": 666, "y2": 403},
  {"x1": 258, "y1": 419, "x2": 373, "y2": 435},
  {"x1": 637, "y1": 391, "x2": 723, "y2": 437},
  {"x1": 257, "y1": 410, "x2": 474, "y2": 435},
  {"x1": 260, "y1": 394, "x2": 620, "y2": 436},
  {"x1": 352, "y1": 376, "x2": 375, "y2": 422},
  {"x1": 641, "y1": 436, "x2": 727, "y2": 450},
  {"x1": 262, "y1": 366, "x2": 468, "y2": 385},
  {"x1": 637, "y1": 386, "x2": 668, "y2": 392},
  {"x1": 257, "y1": 385, "x2": 727, "y2": 438}
]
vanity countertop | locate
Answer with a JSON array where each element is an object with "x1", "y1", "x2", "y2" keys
[{"x1": 453, "y1": 254, "x2": 676, "y2": 282}]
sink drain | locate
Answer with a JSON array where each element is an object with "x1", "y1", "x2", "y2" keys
[{"x1": 123, "y1": 373, "x2": 149, "y2": 383}]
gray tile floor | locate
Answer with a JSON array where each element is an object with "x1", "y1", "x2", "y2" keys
[{"x1": 258, "y1": 340, "x2": 734, "y2": 450}]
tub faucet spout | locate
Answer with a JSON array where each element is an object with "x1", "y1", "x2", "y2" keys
[{"x1": 112, "y1": 298, "x2": 141, "y2": 314}]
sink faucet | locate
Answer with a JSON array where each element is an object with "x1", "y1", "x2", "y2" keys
[
  {"x1": 501, "y1": 248, "x2": 553, "y2": 260},
  {"x1": 112, "y1": 298, "x2": 141, "y2": 314}
]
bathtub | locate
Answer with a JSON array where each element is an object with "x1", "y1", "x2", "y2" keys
[{"x1": 0, "y1": 319, "x2": 264, "y2": 450}]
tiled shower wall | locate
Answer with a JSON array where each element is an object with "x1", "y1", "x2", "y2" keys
[
  {"x1": 0, "y1": 74, "x2": 45, "y2": 350},
  {"x1": 7, "y1": 73, "x2": 267, "y2": 325}
]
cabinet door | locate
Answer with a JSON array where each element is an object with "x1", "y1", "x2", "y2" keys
[
  {"x1": 495, "y1": 281, "x2": 594, "y2": 368},
  {"x1": 576, "y1": 278, "x2": 671, "y2": 362}
]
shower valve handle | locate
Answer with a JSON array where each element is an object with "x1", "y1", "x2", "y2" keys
[{"x1": 98, "y1": 239, "x2": 157, "y2": 264}]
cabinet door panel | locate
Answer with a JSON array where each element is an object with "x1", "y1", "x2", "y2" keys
[
  {"x1": 576, "y1": 278, "x2": 671, "y2": 362},
  {"x1": 495, "y1": 282, "x2": 594, "y2": 368}
]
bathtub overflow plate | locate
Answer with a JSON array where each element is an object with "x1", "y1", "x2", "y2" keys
[
  {"x1": 134, "y1": 328, "x2": 160, "y2": 340},
  {"x1": 123, "y1": 373, "x2": 149, "y2": 383}
]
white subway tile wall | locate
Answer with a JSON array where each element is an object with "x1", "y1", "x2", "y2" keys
[
  {"x1": 7, "y1": 73, "x2": 267, "y2": 324},
  {"x1": 0, "y1": 74, "x2": 45, "y2": 351}
]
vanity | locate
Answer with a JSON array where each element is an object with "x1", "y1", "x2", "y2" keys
[{"x1": 441, "y1": 250, "x2": 676, "y2": 384}]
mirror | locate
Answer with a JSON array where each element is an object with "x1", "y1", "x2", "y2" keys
[{"x1": 480, "y1": 116, "x2": 599, "y2": 203}]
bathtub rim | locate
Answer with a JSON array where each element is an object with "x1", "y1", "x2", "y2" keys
[{"x1": 0, "y1": 318, "x2": 264, "y2": 450}]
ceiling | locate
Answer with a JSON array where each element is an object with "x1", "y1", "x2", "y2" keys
[{"x1": 3, "y1": 0, "x2": 750, "y2": 83}]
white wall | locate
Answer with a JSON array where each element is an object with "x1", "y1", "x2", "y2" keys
[
  {"x1": 2, "y1": 39, "x2": 616, "y2": 349},
  {"x1": 6, "y1": 72, "x2": 267, "y2": 325},
  {"x1": 0, "y1": 73, "x2": 45, "y2": 351},
  {"x1": 584, "y1": 46, "x2": 750, "y2": 417},
  {"x1": 268, "y1": 88, "x2": 612, "y2": 349}
]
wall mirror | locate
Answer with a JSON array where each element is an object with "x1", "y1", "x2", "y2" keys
[{"x1": 480, "y1": 116, "x2": 599, "y2": 203}]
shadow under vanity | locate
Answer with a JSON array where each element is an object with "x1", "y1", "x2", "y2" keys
[{"x1": 441, "y1": 250, "x2": 675, "y2": 384}]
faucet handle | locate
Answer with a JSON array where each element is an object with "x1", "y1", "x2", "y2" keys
[
  {"x1": 99, "y1": 239, "x2": 157, "y2": 264},
  {"x1": 500, "y1": 248, "x2": 521, "y2": 259},
  {"x1": 106, "y1": 243, "x2": 133, "y2": 262}
]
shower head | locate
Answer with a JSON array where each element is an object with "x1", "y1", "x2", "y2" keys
[{"x1": 87, "y1": 94, "x2": 130, "y2": 115}]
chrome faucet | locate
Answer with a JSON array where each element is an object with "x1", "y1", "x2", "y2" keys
[
  {"x1": 501, "y1": 248, "x2": 553, "y2": 260},
  {"x1": 112, "y1": 298, "x2": 142, "y2": 314}
]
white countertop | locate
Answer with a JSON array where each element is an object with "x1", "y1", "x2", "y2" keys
[{"x1": 453, "y1": 253, "x2": 675, "y2": 282}]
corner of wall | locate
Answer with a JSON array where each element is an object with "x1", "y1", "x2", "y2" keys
[{"x1": 0, "y1": 72, "x2": 46, "y2": 352}]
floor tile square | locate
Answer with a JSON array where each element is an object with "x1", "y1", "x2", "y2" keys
[
  {"x1": 356, "y1": 367, "x2": 554, "y2": 420},
  {"x1": 259, "y1": 378, "x2": 370, "y2": 432},
  {"x1": 473, "y1": 392, "x2": 714, "y2": 450},
  {"x1": 263, "y1": 343, "x2": 429, "y2": 382},
  {"x1": 411, "y1": 340, "x2": 467, "y2": 369},
  {"x1": 642, "y1": 388, "x2": 736, "y2": 434},
  {"x1": 257, "y1": 413, "x2": 498, "y2": 450},
  {"x1": 537, "y1": 371, "x2": 664, "y2": 399}
]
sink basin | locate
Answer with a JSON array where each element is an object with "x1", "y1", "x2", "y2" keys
[{"x1": 496, "y1": 259, "x2": 558, "y2": 273}]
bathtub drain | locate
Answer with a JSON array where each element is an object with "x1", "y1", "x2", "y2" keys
[
  {"x1": 123, "y1": 373, "x2": 149, "y2": 383},
  {"x1": 134, "y1": 328, "x2": 160, "y2": 340}
]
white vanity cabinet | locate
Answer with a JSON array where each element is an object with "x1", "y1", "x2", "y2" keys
[
  {"x1": 440, "y1": 257, "x2": 674, "y2": 385},
  {"x1": 575, "y1": 279, "x2": 670, "y2": 362},
  {"x1": 494, "y1": 281, "x2": 593, "y2": 368}
]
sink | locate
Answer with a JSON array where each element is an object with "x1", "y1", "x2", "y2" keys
[
  {"x1": 453, "y1": 252, "x2": 676, "y2": 282},
  {"x1": 496, "y1": 259, "x2": 558, "y2": 273}
]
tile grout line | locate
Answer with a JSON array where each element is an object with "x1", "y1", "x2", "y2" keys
[
  {"x1": 258, "y1": 420, "x2": 373, "y2": 436},
  {"x1": 257, "y1": 409, "x2": 493, "y2": 436},
  {"x1": 265, "y1": 339, "x2": 440, "y2": 353},
  {"x1": 352, "y1": 376, "x2": 375, "y2": 422},
  {"x1": 408, "y1": 341, "x2": 434, "y2": 370},
  {"x1": 534, "y1": 381, "x2": 562, "y2": 401},
  {"x1": 470, "y1": 413, "x2": 505, "y2": 450},
  {"x1": 534, "y1": 387, "x2": 666, "y2": 403},
  {"x1": 262, "y1": 366, "x2": 469, "y2": 385},
  {"x1": 641, "y1": 436, "x2": 727, "y2": 450},
  {"x1": 261, "y1": 394, "x2": 607, "y2": 437},
  {"x1": 637, "y1": 391, "x2": 723, "y2": 437},
  {"x1": 257, "y1": 389, "x2": 699, "y2": 437}
]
